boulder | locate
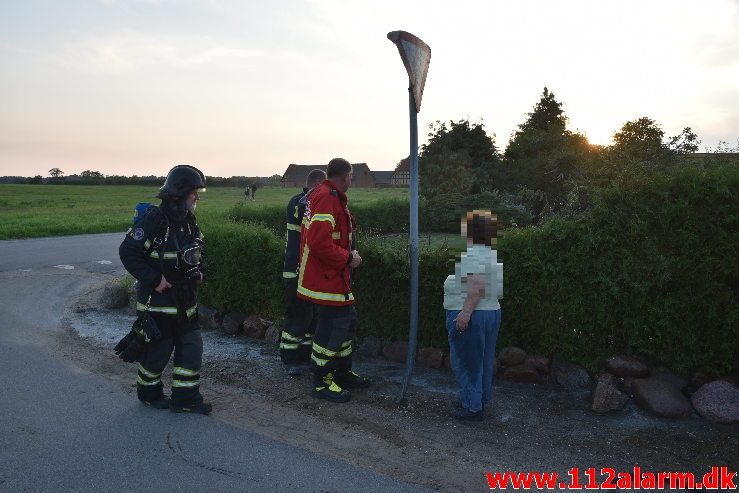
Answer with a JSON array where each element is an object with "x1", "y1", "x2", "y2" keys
[
  {"x1": 551, "y1": 359, "x2": 592, "y2": 390},
  {"x1": 604, "y1": 355, "x2": 649, "y2": 378},
  {"x1": 197, "y1": 306, "x2": 217, "y2": 330},
  {"x1": 221, "y1": 312, "x2": 245, "y2": 336},
  {"x1": 503, "y1": 365, "x2": 541, "y2": 384},
  {"x1": 690, "y1": 380, "x2": 739, "y2": 424},
  {"x1": 524, "y1": 355, "x2": 551, "y2": 375},
  {"x1": 264, "y1": 325, "x2": 281, "y2": 346},
  {"x1": 100, "y1": 282, "x2": 129, "y2": 309},
  {"x1": 382, "y1": 341, "x2": 408, "y2": 363},
  {"x1": 650, "y1": 367, "x2": 689, "y2": 392},
  {"x1": 356, "y1": 335, "x2": 383, "y2": 358},
  {"x1": 498, "y1": 346, "x2": 527, "y2": 367},
  {"x1": 418, "y1": 347, "x2": 444, "y2": 369},
  {"x1": 591, "y1": 373, "x2": 629, "y2": 414},
  {"x1": 243, "y1": 315, "x2": 269, "y2": 339},
  {"x1": 632, "y1": 377, "x2": 693, "y2": 418}
]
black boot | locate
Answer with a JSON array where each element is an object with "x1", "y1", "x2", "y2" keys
[
  {"x1": 311, "y1": 371, "x2": 350, "y2": 403},
  {"x1": 139, "y1": 395, "x2": 170, "y2": 410},
  {"x1": 170, "y1": 401, "x2": 212, "y2": 415},
  {"x1": 333, "y1": 370, "x2": 371, "y2": 389}
]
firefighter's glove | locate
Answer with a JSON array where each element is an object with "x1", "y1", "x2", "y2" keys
[
  {"x1": 133, "y1": 313, "x2": 162, "y2": 342},
  {"x1": 114, "y1": 330, "x2": 146, "y2": 363}
]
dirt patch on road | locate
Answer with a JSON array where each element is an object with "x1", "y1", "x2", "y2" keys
[{"x1": 60, "y1": 278, "x2": 737, "y2": 492}]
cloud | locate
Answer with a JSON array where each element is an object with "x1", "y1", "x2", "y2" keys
[{"x1": 56, "y1": 30, "x2": 263, "y2": 74}]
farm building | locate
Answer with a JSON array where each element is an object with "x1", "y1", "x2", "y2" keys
[{"x1": 281, "y1": 162, "x2": 376, "y2": 188}]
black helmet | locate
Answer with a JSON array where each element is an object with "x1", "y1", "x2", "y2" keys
[{"x1": 159, "y1": 165, "x2": 206, "y2": 198}]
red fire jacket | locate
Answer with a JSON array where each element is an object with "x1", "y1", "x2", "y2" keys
[{"x1": 296, "y1": 179, "x2": 355, "y2": 306}]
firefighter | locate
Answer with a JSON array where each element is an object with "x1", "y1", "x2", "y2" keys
[
  {"x1": 297, "y1": 158, "x2": 370, "y2": 403},
  {"x1": 117, "y1": 164, "x2": 212, "y2": 414},
  {"x1": 280, "y1": 168, "x2": 326, "y2": 376}
]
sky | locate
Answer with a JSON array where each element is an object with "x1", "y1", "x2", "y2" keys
[{"x1": 1, "y1": 0, "x2": 738, "y2": 178}]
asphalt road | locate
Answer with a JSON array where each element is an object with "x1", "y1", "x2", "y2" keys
[{"x1": 0, "y1": 233, "x2": 428, "y2": 492}]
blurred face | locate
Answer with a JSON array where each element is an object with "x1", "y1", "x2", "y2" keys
[
  {"x1": 339, "y1": 172, "x2": 353, "y2": 192},
  {"x1": 186, "y1": 190, "x2": 200, "y2": 211}
]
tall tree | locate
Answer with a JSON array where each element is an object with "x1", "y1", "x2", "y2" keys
[
  {"x1": 48, "y1": 167, "x2": 64, "y2": 178},
  {"x1": 503, "y1": 87, "x2": 592, "y2": 203},
  {"x1": 420, "y1": 119, "x2": 500, "y2": 196}
]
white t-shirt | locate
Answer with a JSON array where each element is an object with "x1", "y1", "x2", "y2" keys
[{"x1": 443, "y1": 244, "x2": 503, "y2": 311}]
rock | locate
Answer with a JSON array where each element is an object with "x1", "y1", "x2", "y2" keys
[
  {"x1": 221, "y1": 312, "x2": 246, "y2": 336},
  {"x1": 632, "y1": 377, "x2": 693, "y2": 418},
  {"x1": 264, "y1": 325, "x2": 281, "y2": 346},
  {"x1": 524, "y1": 355, "x2": 550, "y2": 375},
  {"x1": 382, "y1": 341, "x2": 408, "y2": 363},
  {"x1": 418, "y1": 347, "x2": 444, "y2": 369},
  {"x1": 622, "y1": 377, "x2": 636, "y2": 395},
  {"x1": 197, "y1": 306, "x2": 216, "y2": 330},
  {"x1": 551, "y1": 359, "x2": 592, "y2": 390},
  {"x1": 604, "y1": 355, "x2": 649, "y2": 378},
  {"x1": 356, "y1": 335, "x2": 382, "y2": 357},
  {"x1": 650, "y1": 367, "x2": 689, "y2": 392},
  {"x1": 498, "y1": 346, "x2": 527, "y2": 367},
  {"x1": 690, "y1": 371, "x2": 713, "y2": 391},
  {"x1": 100, "y1": 282, "x2": 129, "y2": 309},
  {"x1": 243, "y1": 315, "x2": 269, "y2": 339},
  {"x1": 503, "y1": 365, "x2": 541, "y2": 384},
  {"x1": 690, "y1": 380, "x2": 739, "y2": 424},
  {"x1": 591, "y1": 373, "x2": 629, "y2": 414}
]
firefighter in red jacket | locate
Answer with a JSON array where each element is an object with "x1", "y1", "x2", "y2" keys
[{"x1": 297, "y1": 158, "x2": 370, "y2": 402}]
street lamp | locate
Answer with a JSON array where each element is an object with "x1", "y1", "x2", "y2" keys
[{"x1": 387, "y1": 30, "x2": 431, "y2": 402}]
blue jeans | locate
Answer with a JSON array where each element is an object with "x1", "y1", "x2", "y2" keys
[{"x1": 446, "y1": 309, "x2": 501, "y2": 412}]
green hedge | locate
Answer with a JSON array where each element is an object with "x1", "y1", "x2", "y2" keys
[
  {"x1": 204, "y1": 165, "x2": 737, "y2": 376},
  {"x1": 498, "y1": 165, "x2": 738, "y2": 376},
  {"x1": 228, "y1": 194, "x2": 532, "y2": 235}
]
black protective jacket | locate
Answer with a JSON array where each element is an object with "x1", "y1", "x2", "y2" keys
[
  {"x1": 282, "y1": 187, "x2": 309, "y2": 279},
  {"x1": 119, "y1": 202, "x2": 205, "y2": 319}
]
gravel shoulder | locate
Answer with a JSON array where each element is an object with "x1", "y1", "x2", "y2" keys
[{"x1": 60, "y1": 275, "x2": 738, "y2": 492}]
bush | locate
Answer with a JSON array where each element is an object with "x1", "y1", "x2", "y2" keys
[
  {"x1": 198, "y1": 221, "x2": 284, "y2": 317},
  {"x1": 498, "y1": 165, "x2": 738, "y2": 376}
]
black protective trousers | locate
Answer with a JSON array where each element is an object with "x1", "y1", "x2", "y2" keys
[
  {"x1": 310, "y1": 304, "x2": 358, "y2": 379},
  {"x1": 136, "y1": 313, "x2": 204, "y2": 406},
  {"x1": 280, "y1": 278, "x2": 317, "y2": 365}
]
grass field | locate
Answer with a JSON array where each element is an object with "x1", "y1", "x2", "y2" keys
[{"x1": 0, "y1": 184, "x2": 411, "y2": 240}]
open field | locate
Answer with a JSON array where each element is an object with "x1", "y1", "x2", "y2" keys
[{"x1": 0, "y1": 184, "x2": 410, "y2": 240}]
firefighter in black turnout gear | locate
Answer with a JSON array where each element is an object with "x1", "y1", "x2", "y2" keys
[
  {"x1": 280, "y1": 169, "x2": 326, "y2": 376},
  {"x1": 117, "y1": 165, "x2": 212, "y2": 414}
]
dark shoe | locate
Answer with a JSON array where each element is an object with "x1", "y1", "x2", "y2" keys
[
  {"x1": 170, "y1": 401, "x2": 213, "y2": 415},
  {"x1": 140, "y1": 395, "x2": 170, "y2": 410},
  {"x1": 311, "y1": 372, "x2": 350, "y2": 403},
  {"x1": 333, "y1": 370, "x2": 371, "y2": 389},
  {"x1": 286, "y1": 365, "x2": 303, "y2": 377},
  {"x1": 451, "y1": 407, "x2": 484, "y2": 421}
]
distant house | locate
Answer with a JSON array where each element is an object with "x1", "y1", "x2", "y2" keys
[
  {"x1": 281, "y1": 162, "x2": 376, "y2": 188},
  {"x1": 390, "y1": 157, "x2": 410, "y2": 186},
  {"x1": 372, "y1": 170, "x2": 395, "y2": 187},
  {"x1": 681, "y1": 152, "x2": 739, "y2": 166}
]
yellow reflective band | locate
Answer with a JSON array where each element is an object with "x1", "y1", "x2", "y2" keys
[
  {"x1": 137, "y1": 376, "x2": 161, "y2": 386},
  {"x1": 331, "y1": 232, "x2": 341, "y2": 240},
  {"x1": 311, "y1": 353, "x2": 329, "y2": 366},
  {"x1": 143, "y1": 239, "x2": 152, "y2": 249},
  {"x1": 310, "y1": 213, "x2": 335, "y2": 228},
  {"x1": 136, "y1": 302, "x2": 198, "y2": 317},
  {"x1": 280, "y1": 342, "x2": 300, "y2": 350},
  {"x1": 312, "y1": 342, "x2": 338, "y2": 357},
  {"x1": 297, "y1": 245, "x2": 310, "y2": 285},
  {"x1": 148, "y1": 251, "x2": 178, "y2": 260},
  {"x1": 282, "y1": 272, "x2": 297, "y2": 279},
  {"x1": 281, "y1": 332, "x2": 302, "y2": 343},
  {"x1": 173, "y1": 367, "x2": 199, "y2": 376},
  {"x1": 286, "y1": 222, "x2": 301, "y2": 232},
  {"x1": 340, "y1": 339, "x2": 352, "y2": 350},
  {"x1": 172, "y1": 380, "x2": 200, "y2": 388},
  {"x1": 138, "y1": 365, "x2": 160, "y2": 379},
  {"x1": 297, "y1": 285, "x2": 354, "y2": 303}
]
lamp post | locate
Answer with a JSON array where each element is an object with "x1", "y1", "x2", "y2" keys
[{"x1": 387, "y1": 30, "x2": 431, "y2": 402}]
